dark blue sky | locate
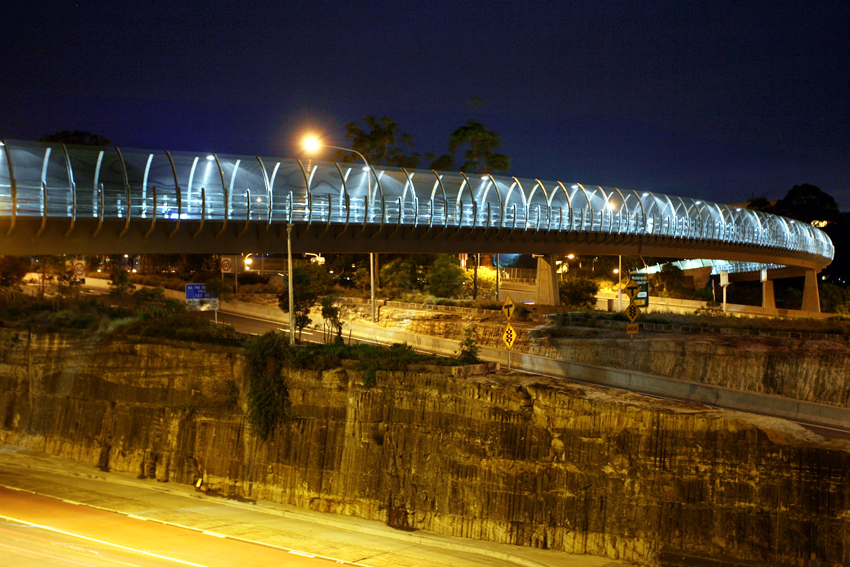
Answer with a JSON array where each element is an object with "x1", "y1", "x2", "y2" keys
[{"x1": 2, "y1": 0, "x2": 847, "y2": 207}]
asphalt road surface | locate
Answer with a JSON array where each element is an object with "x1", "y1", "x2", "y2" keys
[{"x1": 0, "y1": 487, "x2": 342, "y2": 567}]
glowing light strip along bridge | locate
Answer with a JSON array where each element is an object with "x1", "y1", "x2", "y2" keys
[{"x1": 0, "y1": 140, "x2": 834, "y2": 274}]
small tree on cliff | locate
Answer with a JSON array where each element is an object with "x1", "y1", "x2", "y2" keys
[{"x1": 278, "y1": 267, "x2": 318, "y2": 342}]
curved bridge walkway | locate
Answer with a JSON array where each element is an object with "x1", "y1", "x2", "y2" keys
[{"x1": 0, "y1": 140, "x2": 834, "y2": 312}]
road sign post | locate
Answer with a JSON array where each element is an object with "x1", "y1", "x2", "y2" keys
[{"x1": 502, "y1": 294, "x2": 516, "y2": 369}]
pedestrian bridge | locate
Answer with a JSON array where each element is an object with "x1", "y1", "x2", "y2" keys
[{"x1": 0, "y1": 139, "x2": 833, "y2": 275}]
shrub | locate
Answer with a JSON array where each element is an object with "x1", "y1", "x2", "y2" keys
[
  {"x1": 559, "y1": 277, "x2": 599, "y2": 308},
  {"x1": 243, "y1": 332, "x2": 296, "y2": 440},
  {"x1": 455, "y1": 328, "x2": 481, "y2": 365},
  {"x1": 427, "y1": 255, "x2": 464, "y2": 298}
]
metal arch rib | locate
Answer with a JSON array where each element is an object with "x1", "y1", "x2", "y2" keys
[
  {"x1": 487, "y1": 173, "x2": 504, "y2": 230},
  {"x1": 2, "y1": 139, "x2": 17, "y2": 236},
  {"x1": 388, "y1": 196, "x2": 404, "y2": 239},
  {"x1": 296, "y1": 159, "x2": 315, "y2": 233},
  {"x1": 574, "y1": 183, "x2": 593, "y2": 233},
  {"x1": 62, "y1": 143, "x2": 77, "y2": 238},
  {"x1": 116, "y1": 147, "x2": 132, "y2": 239},
  {"x1": 556, "y1": 182, "x2": 573, "y2": 232},
  {"x1": 213, "y1": 154, "x2": 229, "y2": 239},
  {"x1": 144, "y1": 187, "x2": 158, "y2": 239},
  {"x1": 238, "y1": 189, "x2": 251, "y2": 239},
  {"x1": 456, "y1": 172, "x2": 478, "y2": 241},
  {"x1": 432, "y1": 171, "x2": 450, "y2": 239},
  {"x1": 257, "y1": 156, "x2": 273, "y2": 235},
  {"x1": 611, "y1": 187, "x2": 628, "y2": 234},
  {"x1": 166, "y1": 150, "x2": 182, "y2": 239},
  {"x1": 192, "y1": 187, "x2": 206, "y2": 239},
  {"x1": 92, "y1": 183, "x2": 104, "y2": 238},
  {"x1": 317, "y1": 193, "x2": 333, "y2": 238},
  {"x1": 369, "y1": 166, "x2": 387, "y2": 239},
  {"x1": 333, "y1": 162, "x2": 352, "y2": 239},
  {"x1": 401, "y1": 168, "x2": 419, "y2": 239},
  {"x1": 35, "y1": 181, "x2": 48, "y2": 238}
]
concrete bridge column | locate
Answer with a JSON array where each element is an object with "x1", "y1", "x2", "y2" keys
[
  {"x1": 762, "y1": 279, "x2": 775, "y2": 309},
  {"x1": 534, "y1": 255, "x2": 560, "y2": 306},
  {"x1": 801, "y1": 269, "x2": 821, "y2": 313}
]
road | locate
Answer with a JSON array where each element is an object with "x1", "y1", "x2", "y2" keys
[
  {"x1": 0, "y1": 487, "x2": 342, "y2": 567},
  {"x1": 0, "y1": 448, "x2": 619, "y2": 567}
]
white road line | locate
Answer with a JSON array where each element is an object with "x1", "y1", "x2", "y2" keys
[{"x1": 0, "y1": 513, "x2": 212, "y2": 567}]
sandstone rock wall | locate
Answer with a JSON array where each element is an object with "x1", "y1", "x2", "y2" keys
[
  {"x1": 371, "y1": 307, "x2": 850, "y2": 409},
  {"x1": 1, "y1": 328, "x2": 849, "y2": 567}
]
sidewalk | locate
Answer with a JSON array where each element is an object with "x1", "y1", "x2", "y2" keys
[{"x1": 0, "y1": 445, "x2": 624, "y2": 567}]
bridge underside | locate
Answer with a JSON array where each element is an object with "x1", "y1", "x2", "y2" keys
[{"x1": 0, "y1": 217, "x2": 828, "y2": 272}]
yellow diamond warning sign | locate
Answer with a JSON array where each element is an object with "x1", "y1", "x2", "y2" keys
[
  {"x1": 625, "y1": 302, "x2": 641, "y2": 323},
  {"x1": 502, "y1": 323, "x2": 517, "y2": 350},
  {"x1": 502, "y1": 294, "x2": 515, "y2": 321}
]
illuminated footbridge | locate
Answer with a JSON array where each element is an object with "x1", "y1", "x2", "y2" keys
[{"x1": 0, "y1": 138, "x2": 834, "y2": 311}]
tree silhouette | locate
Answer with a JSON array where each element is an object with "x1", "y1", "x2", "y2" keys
[
  {"x1": 771, "y1": 184, "x2": 840, "y2": 224},
  {"x1": 337, "y1": 115, "x2": 420, "y2": 168},
  {"x1": 445, "y1": 119, "x2": 510, "y2": 174}
]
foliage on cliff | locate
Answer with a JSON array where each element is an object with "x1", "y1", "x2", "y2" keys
[{"x1": 243, "y1": 332, "x2": 296, "y2": 441}]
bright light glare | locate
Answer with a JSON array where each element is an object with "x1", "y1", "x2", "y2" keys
[
  {"x1": 245, "y1": 258, "x2": 253, "y2": 265},
  {"x1": 567, "y1": 254, "x2": 575, "y2": 259},
  {"x1": 302, "y1": 135, "x2": 322, "y2": 153},
  {"x1": 206, "y1": 155, "x2": 215, "y2": 161},
  {"x1": 606, "y1": 202, "x2": 616, "y2": 211}
]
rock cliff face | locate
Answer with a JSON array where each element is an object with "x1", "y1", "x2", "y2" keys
[
  {"x1": 1, "y1": 328, "x2": 849, "y2": 567},
  {"x1": 372, "y1": 307, "x2": 850, "y2": 409}
]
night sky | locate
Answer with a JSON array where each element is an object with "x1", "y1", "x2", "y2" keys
[{"x1": 2, "y1": 0, "x2": 848, "y2": 208}]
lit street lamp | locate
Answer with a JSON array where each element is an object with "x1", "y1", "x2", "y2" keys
[{"x1": 302, "y1": 135, "x2": 377, "y2": 323}]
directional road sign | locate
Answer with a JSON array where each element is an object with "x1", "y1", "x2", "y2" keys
[
  {"x1": 185, "y1": 283, "x2": 220, "y2": 311},
  {"x1": 625, "y1": 302, "x2": 641, "y2": 323},
  {"x1": 502, "y1": 294, "x2": 515, "y2": 321},
  {"x1": 502, "y1": 323, "x2": 517, "y2": 350}
]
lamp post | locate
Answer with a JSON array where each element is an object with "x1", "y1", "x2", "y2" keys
[{"x1": 302, "y1": 135, "x2": 377, "y2": 323}]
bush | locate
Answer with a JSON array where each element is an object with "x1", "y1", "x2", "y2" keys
[
  {"x1": 455, "y1": 329, "x2": 481, "y2": 365},
  {"x1": 559, "y1": 277, "x2": 599, "y2": 308},
  {"x1": 243, "y1": 332, "x2": 296, "y2": 440},
  {"x1": 427, "y1": 255, "x2": 464, "y2": 298}
]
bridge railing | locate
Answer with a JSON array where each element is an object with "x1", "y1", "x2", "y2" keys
[{"x1": 0, "y1": 139, "x2": 834, "y2": 265}]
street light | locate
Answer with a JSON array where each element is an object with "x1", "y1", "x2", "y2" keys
[{"x1": 302, "y1": 135, "x2": 377, "y2": 323}]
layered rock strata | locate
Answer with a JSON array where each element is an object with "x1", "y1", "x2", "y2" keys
[{"x1": 0, "y1": 328, "x2": 848, "y2": 566}]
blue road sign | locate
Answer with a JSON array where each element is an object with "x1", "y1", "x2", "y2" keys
[{"x1": 185, "y1": 284, "x2": 219, "y2": 311}]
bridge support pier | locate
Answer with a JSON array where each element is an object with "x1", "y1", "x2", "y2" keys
[
  {"x1": 762, "y1": 279, "x2": 775, "y2": 310},
  {"x1": 534, "y1": 255, "x2": 560, "y2": 307},
  {"x1": 801, "y1": 269, "x2": 821, "y2": 313}
]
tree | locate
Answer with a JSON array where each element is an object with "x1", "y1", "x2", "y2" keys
[
  {"x1": 278, "y1": 267, "x2": 319, "y2": 342},
  {"x1": 109, "y1": 267, "x2": 136, "y2": 303},
  {"x1": 463, "y1": 266, "x2": 497, "y2": 300},
  {"x1": 0, "y1": 256, "x2": 30, "y2": 288},
  {"x1": 338, "y1": 115, "x2": 420, "y2": 168},
  {"x1": 38, "y1": 130, "x2": 111, "y2": 146},
  {"x1": 559, "y1": 277, "x2": 599, "y2": 309},
  {"x1": 445, "y1": 119, "x2": 510, "y2": 174},
  {"x1": 771, "y1": 184, "x2": 840, "y2": 224},
  {"x1": 320, "y1": 292, "x2": 347, "y2": 343},
  {"x1": 427, "y1": 254, "x2": 465, "y2": 298},
  {"x1": 380, "y1": 258, "x2": 416, "y2": 299}
]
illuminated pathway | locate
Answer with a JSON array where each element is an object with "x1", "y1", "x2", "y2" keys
[{"x1": 0, "y1": 139, "x2": 833, "y2": 310}]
